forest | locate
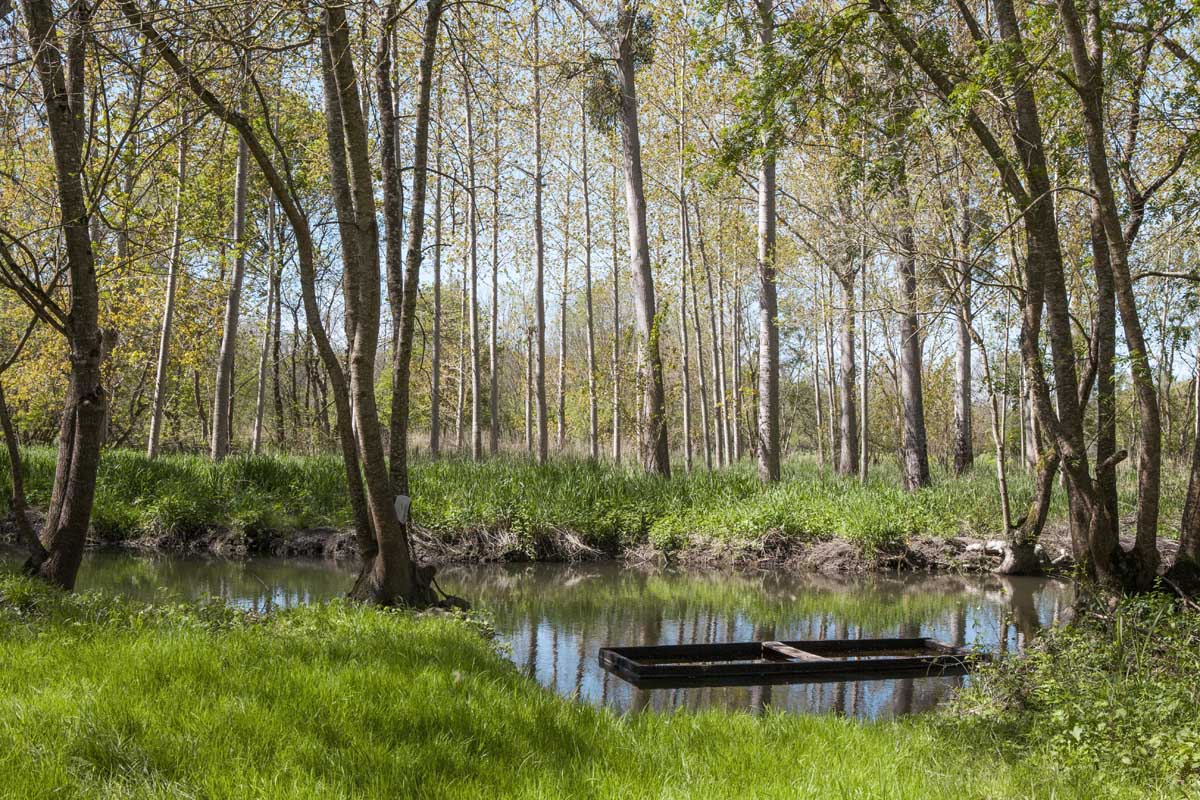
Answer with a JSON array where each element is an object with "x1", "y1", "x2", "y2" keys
[{"x1": 1, "y1": 0, "x2": 1200, "y2": 796}]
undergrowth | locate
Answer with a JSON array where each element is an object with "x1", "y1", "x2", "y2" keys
[{"x1": 0, "y1": 447, "x2": 1184, "y2": 554}]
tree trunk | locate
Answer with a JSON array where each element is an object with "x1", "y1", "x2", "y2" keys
[
  {"x1": 21, "y1": 0, "x2": 107, "y2": 590},
  {"x1": 321, "y1": 1, "x2": 441, "y2": 606},
  {"x1": 952, "y1": 203, "x2": 973, "y2": 475},
  {"x1": 610, "y1": 163, "x2": 622, "y2": 463},
  {"x1": 147, "y1": 117, "x2": 187, "y2": 460},
  {"x1": 251, "y1": 201, "x2": 275, "y2": 455},
  {"x1": 461, "y1": 36, "x2": 482, "y2": 461},
  {"x1": 858, "y1": 261, "x2": 869, "y2": 484},
  {"x1": 271, "y1": 252, "x2": 284, "y2": 448},
  {"x1": 615, "y1": 10, "x2": 669, "y2": 476},
  {"x1": 532, "y1": 2, "x2": 549, "y2": 464},
  {"x1": 379, "y1": 8, "x2": 406, "y2": 480},
  {"x1": 489, "y1": 42, "x2": 502, "y2": 456},
  {"x1": 1058, "y1": 0, "x2": 1161, "y2": 588},
  {"x1": 557, "y1": 169, "x2": 571, "y2": 452},
  {"x1": 693, "y1": 197, "x2": 725, "y2": 468},
  {"x1": 430, "y1": 84, "x2": 443, "y2": 458},
  {"x1": 837, "y1": 264, "x2": 858, "y2": 476},
  {"x1": 679, "y1": 237, "x2": 693, "y2": 473},
  {"x1": 897, "y1": 211, "x2": 931, "y2": 490},
  {"x1": 0, "y1": 379, "x2": 46, "y2": 570},
  {"x1": 755, "y1": 0, "x2": 780, "y2": 484},
  {"x1": 211, "y1": 134, "x2": 250, "y2": 461},
  {"x1": 582, "y1": 90, "x2": 598, "y2": 460},
  {"x1": 1175, "y1": 337, "x2": 1200, "y2": 580}
]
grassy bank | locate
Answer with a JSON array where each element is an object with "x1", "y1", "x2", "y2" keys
[
  {"x1": 0, "y1": 575, "x2": 1190, "y2": 799},
  {"x1": 1, "y1": 448, "x2": 1189, "y2": 554}
]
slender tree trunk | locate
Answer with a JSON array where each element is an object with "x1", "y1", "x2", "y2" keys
[
  {"x1": 271, "y1": 257, "x2": 285, "y2": 448},
  {"x1": 952, "y1": 204, "x2": 974, "y2": 475},
  {"x1": 525, "y1": 326, "x2": 533, "y2": 453},
  {"x1": 859, "y1": 262, "x2": 869, "y2": 484},
  {"x1": 557, "y1": 171, "x2": 571, "y2": 452},
  {"x1": 251, "y1": 200, "x2": 276, "y2": 455},
  {"x1": 837, "y1": 264, "x2": 858, "y2": 475},
  {"x1": 1090, "y1": 204, "x2": 1119, "y2": 529},
  {"x1": 823, "y1": 262, "x2": 838, "y2": 470},
  {"x1": 755, "y1": 0, "x2": 780, "y2": 483},
  {"x1": 687, "y1": 211, "x2": 711, "y2": 470},
  {"x1": 379, "y1": 10, "x2": 407, "y2": 480},
  {"x1": 489, "y1": 40, "x2": 502, "y2": 456},
  {"x1": 616, "y1": 9, "x2": 669, "y2": 476},
  {"x1": 897, "y1": 208, "x2": 931, "y2": 490},
  {"x1": 693, "y1": 197, "x2": 724, "y2": 467},
  {"x1": 147, "y1": 118, "x2": 187, "y2": 460},
  {"x1": 461, "y1": 39, "x2": 482, "y2": 461},
  {"x1": 211, "y1": 134, "x2": 250, "y2": 461},
  {"x1": 732, "y1": 255, "x2": 744, "y2": 461},
  {"x1": 532, "y1": 2, "x2": 549, "y2": 464},
  {"x1": 456, "y1": 242, "x2": 466, "y2": 451},
  {"x1": 0, "y1": 379, "x2": 46, "y2": 569},
  {"x1": 582, "y1": 90, "x2": 598, "y2": 460},
  {"x1": 679, "y1": 240, "x2": 693, "y2": 473},
  {"x1": 430, "y1": 85, "x2": 443, "y2": 457},
  {"x1": 1176, "y1": 336, "x2": 1200, "y2": 577},
  {"x1": 611, "y1": 163, "x2": 622, "y2": 463}
]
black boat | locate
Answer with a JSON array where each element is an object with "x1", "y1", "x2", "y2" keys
[{"x1": 599, "y1": 637, "x2": 983, "y2": 689}]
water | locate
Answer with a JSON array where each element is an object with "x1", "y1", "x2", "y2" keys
[{"x1": 0, "y1": 548, "x2": 1073, "y2": 719}]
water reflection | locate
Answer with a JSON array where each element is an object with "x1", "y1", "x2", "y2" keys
[{"x1": 0, "y1": 548, "x2": 1072, "y2": 719}]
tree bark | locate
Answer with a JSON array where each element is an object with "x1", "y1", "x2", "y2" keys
[
  {"x1": 610, "y1": 162, "x2": 622, "y2": 463},
  {"x1": 582, "y1": 89, "x2": 599, "y2": 460},
  {"x1": 755, "y1": 0, "x2": 781, "y2": 484},
  {"x1": 836, "y1": 262, "x2": 858, "y2": 476},
  {"x1": 321, "y1": 1, "x2": 442, "y2": 605},
  {"x1": 147, "y1": 116, "x2": 187, "y2": 460},
  {"x1": 897, "y1": 200, "x2": 931, "y2": 490},
  {"x1": 613, "y1": 2, "x2": 669, "y2": 476},
  {"x1": 379, "y1": 4, "x2": 406, "y2": 479},
  {"x1": 21, "y1": 0, "x2": 106, "y2": 590},
  {"x1": 532, "y1": 2, "x2": 549, "y2": 464},
  {"x1": 211, "y1": 134, "x2": 249, "y2": 461},
  {"x1": 489, "y1": 37, "x2": 502, "y2": 456},
  {"x1": 430, "y1": 82, "x2": 443, "y2": 457},
  {"x1": 952, "y1": 197, "x2": 973, "y2": 475},
  {"x1": 251, "y1": 201, "x2": 275, "y2": 456},
  {"x1": 460, "y1": 30, "x2": 482, "y2": 461},
  {"x1": 557, "y1": 167, "x2": 571, "y2": 452}
]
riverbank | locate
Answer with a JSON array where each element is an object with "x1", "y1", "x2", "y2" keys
[
  {"x1": 1, "y1": 448, "x2": 1188, "y2": 571},
  {"x1": 0, "y1": 574, "x2": 1192, "y2": 798}
]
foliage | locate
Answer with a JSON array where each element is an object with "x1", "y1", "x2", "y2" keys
[{"x1": 957, "y1": 593, "x2": 1200, "y2": 791}]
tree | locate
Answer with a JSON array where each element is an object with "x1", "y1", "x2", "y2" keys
[
  {"x1": 13, "y1": 0, "x2": 107, "y2": 589},
  {"x1": 569, "y1": 0, "x2": 670, "y2": 476}
]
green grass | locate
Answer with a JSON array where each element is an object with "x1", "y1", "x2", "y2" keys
[
  {"x1": 0, "y1": 575, "x2": 1185, "y2": 799},
  {"x1": 0, "y1": 447, "x2": 1187, "y2": 553}
]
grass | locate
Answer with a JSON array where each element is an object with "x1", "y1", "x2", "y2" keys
[
  {"x1": 0, "y1": 575, "x2": 1186, "y2": 799},
  {"x1": 0, "y1": 447, "x2": 1188, "y2": 553}
]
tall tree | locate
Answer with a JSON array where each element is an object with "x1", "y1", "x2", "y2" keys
[{"x1": 569, "y1": 0, "x2": 670, "y2": 475}]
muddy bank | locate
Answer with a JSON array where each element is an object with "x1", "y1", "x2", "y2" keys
[
  {"x1": 9, "y1": 505, "x2": 1183, "y2": 576},
  {"x1": 3, "y1": 507, "x2": 1088, "y2": 574}
]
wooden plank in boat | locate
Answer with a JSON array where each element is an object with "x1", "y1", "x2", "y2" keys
[{"x1": 762, "y1": 641, "x2": 829, "y2": 662}]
